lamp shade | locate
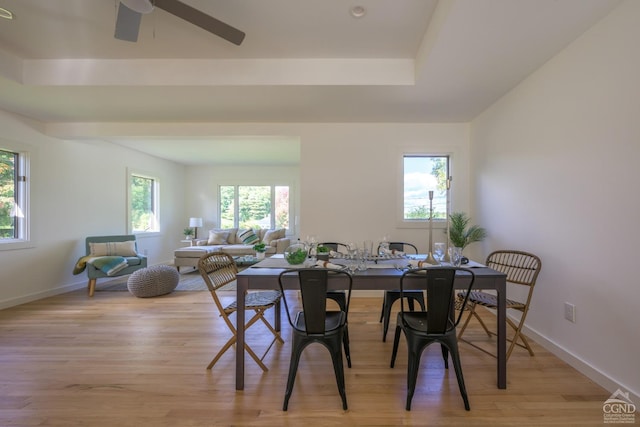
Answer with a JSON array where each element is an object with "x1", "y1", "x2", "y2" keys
[
  {"x1": 189, "y1": 217, "x2": 203, "y2": 228},
  {"x1": 120, "y1": 0, "x2": 154, "y2": 14}
]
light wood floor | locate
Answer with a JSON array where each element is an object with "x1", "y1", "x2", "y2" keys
[{"x1": 0, "y1": 286, "x2": 613, "y2": 426}]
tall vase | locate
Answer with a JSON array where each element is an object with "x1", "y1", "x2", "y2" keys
[
  {"x1": 443, "y1": 176, "x2": 452, "y2": 262},
  {"x1": 424, "y1": 190, "x2": 438, "y2": 265}
]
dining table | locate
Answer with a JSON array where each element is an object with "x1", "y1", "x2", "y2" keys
[{"x1": 234, "y1": 254, "x2": 508, "y2": 390}]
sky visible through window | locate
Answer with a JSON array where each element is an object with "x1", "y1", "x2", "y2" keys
[{"x1": 404, "y1": 156, "x2": 447, "y2": 220}]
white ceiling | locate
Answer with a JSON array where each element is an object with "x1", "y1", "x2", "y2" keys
[{"x1": 0, "y1": 0, "x2": 622, "y2": 165}]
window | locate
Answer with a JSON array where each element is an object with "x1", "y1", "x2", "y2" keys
[
  {"x1": 129, "y1": 173, "x2": 159, "y2": 233},
  {"x1": 0, "y1": 148, "x2": 29, "y2": 245},
  {"x1": 403, "y1": 155, "x2": 449, "y2": 221},
  {"x1": 220, "y1": 185, "x2": 289, "y2": 230}
]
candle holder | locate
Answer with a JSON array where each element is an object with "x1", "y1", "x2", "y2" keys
[
  {"x1": 443, "y1": 177, "x2": 451, "y2": 262},
  {"x1": 424, "y1": 190, "x2": 439, "y2": 265}
]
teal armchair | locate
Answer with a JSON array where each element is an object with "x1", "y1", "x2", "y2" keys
[{"x1": 85, "y1": 235, "x2": 147, "y2": 297}]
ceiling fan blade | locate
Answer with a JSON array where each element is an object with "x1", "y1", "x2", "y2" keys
[
  {"x1": 114, "y1": 2, "x2": 143, "y2": 42},
  {"x1": 154, "y1": 0, "x2": 245, "y2": 46}
]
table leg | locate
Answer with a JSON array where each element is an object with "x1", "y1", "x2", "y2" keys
[
  {"x1": 275, "y1": 299, "x2": 281, "y2": 332},
  {"x1": 236, "y1": 276, "x2": 247, "y2": 390},
  {"x1": 496, "y1": 277, "x2": 507, "y2": 389}
]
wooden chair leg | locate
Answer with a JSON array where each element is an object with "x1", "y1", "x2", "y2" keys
[
  {"x1": 234, "y1": 311, "x2": 281, "y2": 372},
  {"x1": 472, "y1": 307, "x2": 492, "y2": 337},
  {"x1": 245, "y1": 342, "x2": 269, "y2": 372},
  {"x1": 506, "y1": 317, "x2": 535, "y2": 359},
  {"x1": 457, "y1": 305, "x2": 473, "y2": 338},
  {"x1": 207, "y1": 336, "x2": 237, "y2": 369},
  {"x1": 256, "y1": 310, "x2": 284, "y2": 343},
  {"x1": 87, "y1": 279, "x2": 97, "y2": 297},
  {"x1": 206, "y1": 326, "x2": 270, "y2": 372},
  {"x1": 457, "y1": 302, "x2": 491, "y2": 338}
]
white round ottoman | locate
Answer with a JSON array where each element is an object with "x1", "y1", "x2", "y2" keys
[{"x1": 127, "y1": 265, "x2": 179, "y2": 298}]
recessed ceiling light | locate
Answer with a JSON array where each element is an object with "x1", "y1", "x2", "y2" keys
[
  {"x1": 0, "y1": 7, "x2": 14, "y2": 20},
  {"x1": 350, "y1": 5, "x2": 366, "y2": 18}
]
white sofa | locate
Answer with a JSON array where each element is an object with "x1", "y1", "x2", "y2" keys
[{"x1": 173, "y1": 228, "x2": 290, "y2": 272}]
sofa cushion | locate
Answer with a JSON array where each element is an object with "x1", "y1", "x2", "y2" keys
[
  {"x1": 237, "y1": 228, "x2": 260, "y2": 245},
  {"x1": 207, "y1": 230, "x2": 230, "y2": 245},
  {"x1": 174, "y1": 246, "x2": 220, "y2": 258},
  {"x1": 213, "y1": 228, "x2": 238, "y2": 244},
  {"x1": 262, "y1": 228, "x2": 286, "y2": 244},
  {"x1": 221, "y1": 244, "x2": 259, "y2": 256},
  {"x1": 89, "y1": 240, "x2": 137, "y2": 257}
]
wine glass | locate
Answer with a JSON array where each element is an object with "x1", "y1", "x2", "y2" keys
[
  {"x1": 347, "y1": 259, "x2": 358, "y2": 275},
  {"x1": 379, "y1": 240, "x2": 390, "y2": 256},
  {"x1": 347, "y1": 242, "x2": 358, "y2": 260},
  {"x1": 449, "y1": 247, "x2": 463, "y2": 267}
]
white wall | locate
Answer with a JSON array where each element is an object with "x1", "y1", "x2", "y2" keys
[
  {"x1": 0, "y1": 111, "x2": 186, "y2": 309},
  {"x1": 298, "y1": 123, "x2": 470, "y2": 252},
  {"x1": 179, "y1": 122, "x2": 471, "y2": 252},
  {"x1": 471, "y1": 0, "x2": 639, "y2": 398},
  {"x1": 185, "y1": 164, "x2": 300, "y2": 236}
]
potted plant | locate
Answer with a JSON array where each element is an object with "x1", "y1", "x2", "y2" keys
[
  {"x1": 316, "y1": 244, "x2": 330, "y2": 261},
  {"x1": 448, "y1": 211, "x2": 487, "y2": 252},
  {"x1": 183, "y1": 227, "x2": 194, "y2": 239},
  {"x1": 253, "y1": 242, "x2": 267, "y2": 260},
  {"x1": 284, "y1": 244, "x2": 308, "y2": 265}
]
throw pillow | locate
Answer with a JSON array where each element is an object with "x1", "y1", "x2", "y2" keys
[
  {"x1": 89, "y1": 241, "x2": 137, "y2": 257},
  {"x1": 262, "y1": 229, "x2": 285, "y2": 244},
  {"x1": 215, "y1": 228, "x2": 238, "y2": 243},
  {"x1": 237, "y1": 228, "x2": 260, "y2": 245},
  {"x1": 207, "y1": 230, "x2": 229, "y2": 245}
]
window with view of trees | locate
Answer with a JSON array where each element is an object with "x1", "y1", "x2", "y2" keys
[
  {"x1": 0, "y1": 148, "x2": 28, "y2": 243},
  {"x1": 220, "y1": 185, "x2": 289, "y2": 230},
  {"x1": 129, "y1": 173, "x2": 159, "y2": 233},
  {"x1": 403, "y1": 155, "x2": 449, "y2": 221}
]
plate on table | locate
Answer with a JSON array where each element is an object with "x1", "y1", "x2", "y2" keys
[{"x1": 314, "y1": 261, "x2": 348, "y2": 271}]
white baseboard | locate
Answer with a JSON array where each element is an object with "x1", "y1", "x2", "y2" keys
[
  {"x1": 0, "y1": 280, "x2": 86, "y2": 310},
  {"x1": 522, "y1": 323, "x2": 640, "y2": 403}
]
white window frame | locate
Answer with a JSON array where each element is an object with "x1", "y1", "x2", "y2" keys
[
  {"x1": 128, "y1": 169, "x2": 160, "y2": 235},
  {"x1": 218, "y1": 184, "x2": 290, "y2": 231},
  {"x1": 0, "y1": 141, "x2": 31, "y2": 251},
  {"x1": 398, "y1": 153, "x2": 451, "y2": 229}
]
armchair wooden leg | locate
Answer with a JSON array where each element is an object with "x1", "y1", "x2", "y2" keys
[{"x1": 87, "y1": 279, "x2": 96, "y2": 297}]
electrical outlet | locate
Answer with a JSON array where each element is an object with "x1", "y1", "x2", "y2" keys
[{"x1": 564, "y1": 302, "x2": 576, "y2": 323}]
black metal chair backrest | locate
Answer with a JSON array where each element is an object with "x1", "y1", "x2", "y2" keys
[
  {"x1": 278, "y1": 268, "x2": 352, "y2": 335},
  {"x1": 399, "y1": 267, "x2": 475, "y2": 334},
  {"x1": 384, "y1": 242, "x2": 418, "y2": 254},
  {"x1": 319, "y1": 242, "x2": 349, "y2": 253}
]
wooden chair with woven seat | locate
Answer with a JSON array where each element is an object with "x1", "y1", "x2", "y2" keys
[
  {"x1": 377, "y1": 242, "x2": 426, "y2": 342},
  {"x1": 198, "y1": 252, "x2": 283, "y2": 372},
  {"x1": 457, "y1": 250, "x2": 542, "y2": 360}
]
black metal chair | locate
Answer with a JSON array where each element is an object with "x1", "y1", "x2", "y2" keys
[
  {"x1": 320, "y1": 242, "x2": 350, "y2": 254},
  {"x1": 318, "y1": 242, "x2": 350, "y2": 313},
  {"x1": 457, "y1": 250, "x2": 542, "y2": 360},
  {"x1": 278, "y1": 268, "x2": 353, "y2": 411},
  {"x1": 378, "y1": 242, "x2": 426, "y2": 341},
  {"x1": 390, "y1": 267, "x2": 475, "y2": 411}
]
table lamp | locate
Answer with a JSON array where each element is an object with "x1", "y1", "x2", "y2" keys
[{"x1": 189, "y1": 217, "x2": 203, "y2": 239}]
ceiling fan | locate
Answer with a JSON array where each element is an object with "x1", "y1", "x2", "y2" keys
[{"x1": 114, "y1": 0, "x2": 245, "y2": 45}]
